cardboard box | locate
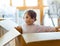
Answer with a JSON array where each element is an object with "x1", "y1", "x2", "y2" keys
[
  {"x1": 18, "y1": 32, "x2": 60, "y2": 46},
  {"x1": 0, "y1": 19, "x2": 20, "y2": 46}
]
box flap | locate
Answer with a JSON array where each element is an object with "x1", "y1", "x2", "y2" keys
[{"x1": 0, "y1": 19, "x2": 20, "y2": 46}]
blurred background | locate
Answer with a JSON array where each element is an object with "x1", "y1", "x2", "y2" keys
[{"x1": 0, "y1": 0, "x2": 60, "y2": 27}]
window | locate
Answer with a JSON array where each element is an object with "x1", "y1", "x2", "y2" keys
[
  {"x1": 43, "y1": 0, "x2": 58, "y2": 27},
  {"x1": 12, "y1": 0, "x2": 24, "y2": 7},
  {"x1": 43, "y1": 0, "x2": 53, "y2": 6},
  {"x1": 25, "y1": 0, "x2": 38, "y2": 6},
  {"x1": 0, "y1": 0, "x2": 10, "y2": 7},
  {"x1": 43, "y1": 0, "x2": 48, "y2": 6},
  {"x1": 43, "y1": 14, "x2": 58, "y2": 27}
]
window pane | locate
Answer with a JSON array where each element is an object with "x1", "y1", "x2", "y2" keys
[
  {"x1": 12, "y1": 0, "x2": 24, "y2": 7},
  {"x1": 0, "y1": 0, "x2": 10, "y2": 18},
  {"x1": 43, "y1": 0, "x2": 54, "y2": 6},
  {"x1": 43, "y1": 0, "x2": 48, "y2": 6},
  {"x1": 25, "y1": 0, "x2": 38, "y2": 6},
  {"x1": 44, "y1": 14, "x2": 58, "y2": 27},
  {"x1": 0, "y1": 0, "x2": 10, "y2": 7},
  {"x1": 43, "y1": 7, "x2": 58, "y2": 27}
]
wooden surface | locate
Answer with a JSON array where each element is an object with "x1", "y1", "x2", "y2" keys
[{"x1": 27, "y1": 40, "x2": 60, "y2": 46}]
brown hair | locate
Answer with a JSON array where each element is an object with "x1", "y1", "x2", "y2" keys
[{"x1": 25, "y1": 10, "x2": 37, "y2": 21}]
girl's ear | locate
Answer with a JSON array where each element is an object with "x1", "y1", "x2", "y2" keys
[{"x1": 31, "y1": 19, "x2": 35, "y2": 22}]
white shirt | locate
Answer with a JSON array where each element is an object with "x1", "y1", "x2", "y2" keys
[{"x1": 21, "y1": 24, "x2": 55, "y2": 33}]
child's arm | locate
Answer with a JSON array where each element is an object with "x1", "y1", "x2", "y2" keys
[
  {"x1": 39, "y1": 25, "x2": 57, "y2": 32},
  {"x1": 15, "y1": 26, "x2": 23, "y2": 34},
  {"x1": 44, "y1": 26, "x2": 60, "y2": 32}
]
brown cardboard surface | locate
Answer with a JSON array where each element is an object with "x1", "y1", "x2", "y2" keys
[{"x1": 17, "y1": 32, "x2": 60, "y2": 46}]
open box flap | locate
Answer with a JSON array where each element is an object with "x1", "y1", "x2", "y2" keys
[{"x1": 0, "y1": 19, "x2": 20, "y2": 46}]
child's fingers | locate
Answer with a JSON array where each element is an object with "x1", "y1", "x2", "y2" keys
[
  {"x1": 15, "y1": 26, "x2": 20, "y2": 30},
  {"x1": 15, "y1": 26, "x2": 23, "y2": 34},
  {"x1": 55, "y1": 27, "x2": 60, "y2": 32}
]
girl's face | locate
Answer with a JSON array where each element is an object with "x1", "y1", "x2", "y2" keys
[{"x1": 24, "y1": 13, "x2": 35, "y2": 25}]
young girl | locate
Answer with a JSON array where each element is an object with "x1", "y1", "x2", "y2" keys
[{"x1": 15, "y1": 10, "x2": 57, "y2": 34}]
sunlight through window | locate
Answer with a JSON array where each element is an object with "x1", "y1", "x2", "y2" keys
[
  {"x1": 12, "y1": 0, "x2": 24, "y2": 7},
  {"x1": 43, "y1": 0, "x2": 54, "y2": 6},
  {"x1": 25, "y1": 0, "x2": 38, "y2": 6},
  {"x1": 0, "y1": 0, "x2": 10, "y2": 7},
  {"x1": 44, "y1": 7, "x2": 58, "y2": 27}
]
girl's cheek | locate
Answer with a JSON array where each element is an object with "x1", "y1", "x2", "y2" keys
[{"x1": 31, "y1": 19, "x2": 35, "y2": 22}]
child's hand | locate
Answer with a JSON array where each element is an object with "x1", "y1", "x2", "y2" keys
[
  {"x1": 55, "y1": 27, "x2": 60, "y2": 32},
  {"x1": 15, "y1": 26, "x2": 23, "y2": 34}
]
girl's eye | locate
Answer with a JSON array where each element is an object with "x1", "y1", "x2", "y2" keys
[{"x1": 26, "y1": 16, "x2": 28, "y2": 18}]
